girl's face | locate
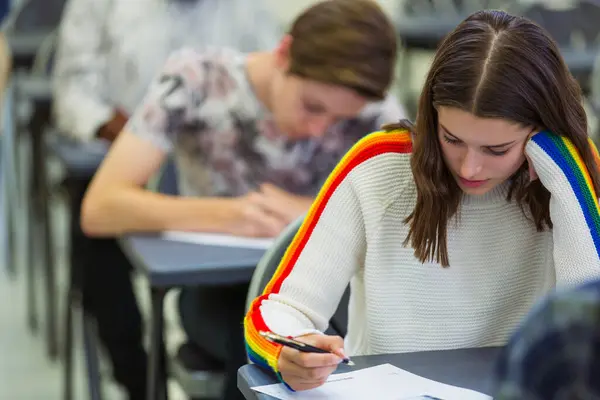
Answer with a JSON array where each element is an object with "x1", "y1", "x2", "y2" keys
[{"x1": 437, "y1": 106, "x2": 534, "y2": 196}]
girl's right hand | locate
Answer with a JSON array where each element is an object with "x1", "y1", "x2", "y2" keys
[{"x1": 277, "y1": 334, "x2": 346, "y2": 391}]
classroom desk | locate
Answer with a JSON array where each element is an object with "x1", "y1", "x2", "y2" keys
[
  {"x1": 119, "y1": 235, "x2": 267, "y2": 400},
  {"x1": 238, "y1": 346, "x2": 502, "y2": 400}
]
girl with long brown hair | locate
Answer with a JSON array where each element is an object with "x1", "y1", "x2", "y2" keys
[{"x1": 245, "y1": 9, "x2": 600, "y2": 391}]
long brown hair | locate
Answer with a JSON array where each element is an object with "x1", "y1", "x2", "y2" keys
[
  {"x1": 286, "y1": 0, "x2": 397, "y2": 101},
  {"x1": 387, "y1": 10, "x2": 600, "y2": 266}
]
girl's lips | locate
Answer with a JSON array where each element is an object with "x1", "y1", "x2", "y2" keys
[{"x1": 459, "y1": 177, "x2": 488, "y2": 188}]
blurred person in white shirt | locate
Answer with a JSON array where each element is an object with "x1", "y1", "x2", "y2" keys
[{"x1": 52, "y1": 0, "x2": 279, "y2": 398}]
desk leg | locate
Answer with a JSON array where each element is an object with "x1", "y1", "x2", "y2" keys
[
  {"x1": 83, "y1": 311, "x2": 103, "y2": 400},
  {"x1": 147, "y1": 287, "x2": 168, "y2": 400},
  {"x1": 26, "y1": 128, "x2": 38, "y2": 334},
  {"x1": 18, "y1": 79, "x2": 38, "y2": 335},
  {"x1": 4, "y1": 164, "x2": 16, "y2": 278},
  {"x1": 40, "y1": 128, "x2": 58, "y2": 361},
  {"x1": 25, "y1": 195, "x2": 37, "y2": 333},
  {"x1": 30, "y1": 103, "x2": 58, "y2": 360},
  {"x1": 2, "y1": 82, "x2": 17, "y2": 278}
]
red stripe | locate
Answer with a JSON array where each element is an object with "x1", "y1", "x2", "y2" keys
[
  {"x1": 246, "y1": 131, "x2": 412, "y2": 363},
  {"x1": 269, "y1": 142, "x2": 410, "y2": 295}
]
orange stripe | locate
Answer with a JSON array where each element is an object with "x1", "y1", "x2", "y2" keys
[
  {"x1": 245, "y1": 129, "x2": 412, "y2": 369},
  {"x1": 589, "y1": 138, "x2": 600, "y2": 171},
  {"x1": 267, "y1": 131, "x2": 412, "y2": 295}
]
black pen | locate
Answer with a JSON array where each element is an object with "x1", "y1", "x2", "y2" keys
[{"x1": 259, "y1": 331, "x2": 354, "y2": 365}]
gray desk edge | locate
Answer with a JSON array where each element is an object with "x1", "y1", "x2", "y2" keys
[
  {"x1": 117, "y1": 235, "x2": 259, "y2": 288},
  {"x1": 118, "y1": 235, "x2": 158, "y2": 284}
]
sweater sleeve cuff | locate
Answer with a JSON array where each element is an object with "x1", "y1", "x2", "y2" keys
[
  {"x1": 525, "y1": 131, "x2": 600, "y2": 263},
  {"x1": 525, "y1": 131, "x2": 600, "y2": 202},
  {"x1": 248, "y1": 329, "x2": 324, "y2": 393}
]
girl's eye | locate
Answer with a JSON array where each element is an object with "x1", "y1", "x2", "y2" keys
[
  {"x1": 486, "y1": 149, "x2": 509, "y2": 156},
  {"x1": 444, "y1": 134, "x2": 509, "y2": 156},
  {"x1": 443, "y1": 135, "x2": 460, "y2": 144}
]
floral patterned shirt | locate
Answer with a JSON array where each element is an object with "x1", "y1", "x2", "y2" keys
[{"x1": 127, "y1": 47, "x2": 406, "y2": 197}]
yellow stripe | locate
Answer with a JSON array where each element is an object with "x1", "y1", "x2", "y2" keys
[
  {"x1": 263, "y1": 129, "x2": 411, "y2": 293},
  {"x1": 562, "y1": 137, "x2": 600, "y2": 215}
]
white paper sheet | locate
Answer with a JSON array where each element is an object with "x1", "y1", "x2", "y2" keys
[
  {"x1": 161, "y1": 231, "x2": 274, "y2": 250},
  {"x1": 251, "y1": 364, "x2": 492, "y2": 400}
]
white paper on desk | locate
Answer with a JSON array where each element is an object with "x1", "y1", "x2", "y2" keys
[
  {"x1": 161, "y1": 231, "x2": 274, "y2": 250},
  {"x1": 251, "y1": 364, "x2": 492, "y2": 400}
]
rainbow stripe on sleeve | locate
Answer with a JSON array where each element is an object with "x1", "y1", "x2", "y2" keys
[
  {"x1": 243, "y1": 130, "x2": 413, "y2": 378},
  {"x1": 530, "y1": 131, "x2": 600, "y2": 258}
]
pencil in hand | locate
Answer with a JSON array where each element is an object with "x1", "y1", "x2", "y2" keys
[{"x1": 259, "y1": 331, "x2": 355, "y2": 365}]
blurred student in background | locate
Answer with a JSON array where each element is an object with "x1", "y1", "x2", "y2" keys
[
  {"x1": 80, "y1": 0, "x2": 405, "y2": 398},
  {"x1": 52, "y1": 0, "x2": 280, "y2": 398}
]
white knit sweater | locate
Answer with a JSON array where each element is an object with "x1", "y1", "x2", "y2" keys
[{"x1": 244, "y1": 130, "x2": 600, "y2": 373}]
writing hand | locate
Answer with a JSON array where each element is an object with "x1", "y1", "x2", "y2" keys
[{"x1": 253, "y1": 183, "x2": 314, "y2": 224}]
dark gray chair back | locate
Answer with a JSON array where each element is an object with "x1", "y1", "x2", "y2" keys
[
  {"x1": 403, "y1": 0, "x2": 520, "y2": 17},
  {"x1": 522, "y1": 1, "x2": 600, "y2": 48},
  {"x1": 8, "y1": 0, "x2": 67, "y2": 33},
  {"x1": 245, "y1": 216, "x2": 350, "y2": 339}
]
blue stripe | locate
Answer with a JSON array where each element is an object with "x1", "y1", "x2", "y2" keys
[
  {"x1": 531, "y1": 131, "x2": 600, "y2": 259},
  {"x1": 246, "y1": 343, "x2": 294, "y2": 390}
]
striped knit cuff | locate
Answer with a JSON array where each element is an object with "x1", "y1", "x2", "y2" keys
[{"x1": 526, "y1": 131, "x2": 600, "y2": 257}]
